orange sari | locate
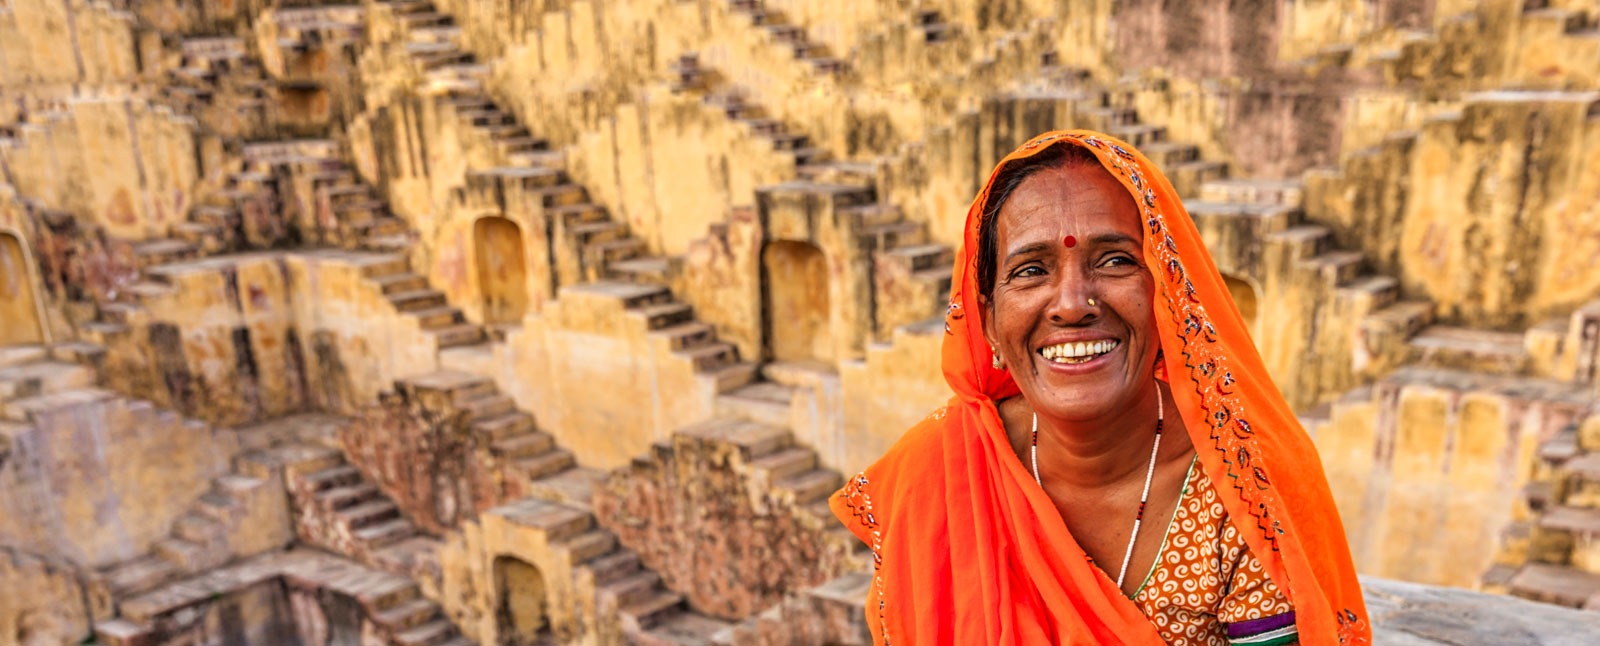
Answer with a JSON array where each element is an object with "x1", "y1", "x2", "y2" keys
[{"x1": 829, "y1": 131, "x2": 1369, "y2": 645}]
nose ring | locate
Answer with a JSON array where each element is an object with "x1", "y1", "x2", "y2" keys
[{"x1": 1088, "y1": 297, "x2": 1096, "y2": 307}]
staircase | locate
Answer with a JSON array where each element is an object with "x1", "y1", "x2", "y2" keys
[
  {"x1": 669, "y1": 53, "x2": 828, "y2": 168},
  {"x1": 287, "y1": 443, "x2": 446, "y2": 576},
  {"x1": 712, "y1": 371, "x2": 869, "y2": 551},
  {"x1": 98, "y1": 470, "x2": 283, "y2": 599},
  {"x1": 0, "y1": 344, "x2": 100, "y2": 407},
  {"x1": 491, "y1": 497, "x2": 725, "y2": 641},
  {"x1": 393, "y1": 370, "x2": 595, "y2": 503},
  {"x1": 99, "y1": 549, "x2": 475, "y2": 646},
  {"x1": 719, "y1": 0, "x2": 848, "y2": 76},
  {"x1": 1488, "y1": 416, "x2": 1600, "y2": 609},
  {"x1": 388, "y1": 369, "x2": 730, "y2": 642},
  {"x1": 1182, "y1": 172, "x2": 1436, "y2": 408}
]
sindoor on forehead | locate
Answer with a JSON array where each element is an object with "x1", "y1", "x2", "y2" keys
[{"x1": 0, "y1": 232, "x2": 45, "y2": 346}]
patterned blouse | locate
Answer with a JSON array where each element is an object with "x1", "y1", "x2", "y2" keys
[{"x1": 1129, "y1": 455, "x2": 1298, "y2": 646}]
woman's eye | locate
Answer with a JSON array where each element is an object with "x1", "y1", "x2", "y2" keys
[
  {"x1": 1102, "y1": 255, "x2": 1135, "y2": 267},
  {"x1": 1010, "y1": 265, "x2": 1044, "y2": 278}
]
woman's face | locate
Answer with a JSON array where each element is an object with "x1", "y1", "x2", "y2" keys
[{"x1": 979, "y1": 162, "x2": 1159, "y2": 422}]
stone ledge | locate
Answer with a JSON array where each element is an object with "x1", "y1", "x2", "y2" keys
[
  {"x1": 1361, "y1": 576, "x2": 1600, "y2": 645},
  {"x1": 739, "y1": 573, "x2": 1600, "y2": 645}
]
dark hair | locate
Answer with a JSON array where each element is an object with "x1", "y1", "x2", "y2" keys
[{"x1": 975, "y1": 143, "x2": 1103, "y2": 300}]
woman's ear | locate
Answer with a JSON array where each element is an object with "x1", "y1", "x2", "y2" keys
[{"x1": 977, "y1": 293, "x2": 1000, "y2": 364}]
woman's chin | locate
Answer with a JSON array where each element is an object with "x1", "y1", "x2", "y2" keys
[
  {"x1": 1028, "y1": 382, "x2": 1130, "y2": 423},
  {"x1": 1026, "y1": 357, "x2": 1139, "y2": 421}
]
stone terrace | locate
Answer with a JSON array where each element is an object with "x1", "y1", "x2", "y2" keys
[{"x1": 2, "y1": 0, "x2": 1599, "y2": 644}]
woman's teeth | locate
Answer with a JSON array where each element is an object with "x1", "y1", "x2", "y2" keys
[{"x1": 1039, "y1": 339, "x2": 1119, "y2": 364}]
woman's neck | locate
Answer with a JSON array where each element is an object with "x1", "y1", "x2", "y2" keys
[{"x1": 1017, "y1": 384, "x2": 1191, "y2": 491}]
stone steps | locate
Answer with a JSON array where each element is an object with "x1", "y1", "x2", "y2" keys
[
  {"x1": 547, "y1": 282, "x2": 748, "y2": 380},
  {"x1": 102, "y1": 555, "x2": 182, "y2": 599},
  {"x1": 621, "y1": 590, "x2": 688, "y2": 633},
  {"x1": 491, "y1": 428, "x2": 554, "y2": 458},
  {"x1": 1407, "y1": 325, "x2": 1528, "y2": 375},
  {"x1": 0, "y1": 357, "x2": 98, "y2": 404},
  {"x1": 297, "y1": 458, "x2": 424, "y2": 556},
  {"x1": 516, "y1": 448, "x2": 578, "y2": 480},
  {"x1": 1199, "y1": 177, "x2": 1305, "y2": 208},
  {"x1": 679, "y1": 413, "x2": 845, "y2": 509},
  {"x1": 374, "y1": 596, "x2": 442, "y2": 631},
  {"x1": 716, "y1": 382, "x2": 794, "y2": 428},
  {"x1": 130, "y1": 238, "x2": 200, "y2": 271},
  {"x1": 748, "y1": 446, "x2": 817, "y2": 481},
  {"x1": 1509, "y1": 562, "x2": 1600, "y2": 608},
  {"x1": 709, "y1": 6, "x2": 845, "y2": 79},
  {"x1": 474, "y1": 492, "x2": 705, "y2": 641},
  {"x1": 399, "y1": 370, "x2": 596, "y2": 505},
  {"x1": 674, "y1": 56, "x2": 836, "y2": 166},
  {"x1": 104, "y1": 550, "x2": 468, "y2": 645},
  {"x1": 527, "y1": 467, "x2": 607, "y2": 511},
  {"x1": 219, "y1": 148, "x2": 489, "y2": 355},
  {"x1": 472, "y1": 410, "x2": 536, "y2": 441},
  {"x1": 319, "y1": 482, "x2": 382, "y2": 510},
  {"x1": 97, "y1": 462, "x2": 274, "y2": 599},
  {"x1": 609, "y1": 255, "x2": 680, "y2": 287},
  {"x1": 582, "y1": 237, "x2": 648, "y2": 278},
  {"x1": 774, "y1": 469, "x2": 843, "y2": 506}
]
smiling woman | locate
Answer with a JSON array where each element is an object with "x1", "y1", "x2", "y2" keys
[{"x1": 829, "y1": 132, "x2": 1370, "y2": 646}]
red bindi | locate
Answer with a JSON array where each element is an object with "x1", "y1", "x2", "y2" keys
[{"x1": 1063, "y1": 235, "x2": 1077, "y2": 248}]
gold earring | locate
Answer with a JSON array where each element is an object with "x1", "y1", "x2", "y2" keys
[{"x1": 991, "y1": 350, "x2": 1002, "y2": 369}]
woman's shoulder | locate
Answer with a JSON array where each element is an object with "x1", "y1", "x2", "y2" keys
[
  {"x1": 841, "y1": 405, "x2": 960, "y2": 503},
  {"x1": 831, "y1": 405, "x2": 961, "y2": 535},
  {"x1": 873, "y1": 405, "x2": 961, "y2": 472}
]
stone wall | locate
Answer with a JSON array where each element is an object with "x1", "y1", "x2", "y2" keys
[
  {"x1": 339, "y1": 375, "x2": 501, "y2": 535},
  {"x1": 0, "y1": 389, "x2": 227, "y2": 568},
  {"x1": 482, "y1": 283, "x2": 725, "y2": 468},
  {"x1": 1394, "y1": 93, "x2": 1600, "y2": 329},
  {"x1": 0, "y1": 545, "x2": 107, "y2": 646},
  {"x1": 438, "y1": 499, "x2": 625, "y2": 646},
  {"x1": 837, "y1": 322, "x2": 949, "y2": 476},
  {"x1": 3, "y1": 0, "x2": 1600, "y2": 640},
  {"x1": 284, "y1": 250, "x2": 443, "y2": 415},
  {"x1": 98, "y1": 548, "x2": 468, "y2": 646},
  {"x1": 0, "y1": 0, "x2": 140, "y2": 88},
  {"x1": 97, "y1": 253, "x2": 308, "y2": 426},
  {"x1": 591, "y1": 421, "x2": 868, "y2": 620},
  {"x1": 0, "y1": 190, "x2": 84, "y2": 346},
  {"x1": 1308, "y1": 368, "x2": 1594, "y2": 589},
  {"x1": 1, "y1": 98, "x2": 199, "y2": 241},
  {"x1": 74, "y1": 248, "x2": 446, "y2": 426}
]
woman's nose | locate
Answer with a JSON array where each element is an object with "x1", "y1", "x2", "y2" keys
[{"x1": 1045, "y1": 275, "x2": 1099, "y2": 324}]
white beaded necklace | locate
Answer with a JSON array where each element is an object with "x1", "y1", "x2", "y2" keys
[{"x1": 1031, "y1": 386, "x2": 1164, "y2": 589}]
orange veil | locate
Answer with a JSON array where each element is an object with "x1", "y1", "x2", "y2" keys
[{"x1": 829, "y1": 131, "x2": 1369, "y2": 645}]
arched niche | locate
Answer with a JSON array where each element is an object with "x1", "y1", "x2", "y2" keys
[
  {"x1": 761, "y1": 240, "x2": 831, "y2": 363},
  {"x1": 0, "y1": 231, "x2": 46, "y2": 346},
  {"x1": 493, "y1": 555, "x2": 548, "y2": 644},
  {"x1": 474, "y1": 216, "x2": 530, "y2": 326},
  {"x1": 1222, "y1": 273, "x2": 1259, "y2": 341},
  {"x1": 280, "y1": 82, "x2": 331, "y2": 125}
]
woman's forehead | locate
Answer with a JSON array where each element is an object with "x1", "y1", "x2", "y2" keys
[{"x1": 993, "y1": 164, "x2": 1143, "y2": 242}]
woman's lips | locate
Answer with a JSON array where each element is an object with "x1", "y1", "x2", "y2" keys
[{"x1": 1036, "y1": 340, "x2": 1120, "y2": 375}]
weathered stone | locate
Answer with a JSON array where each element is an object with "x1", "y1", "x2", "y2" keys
[
  {"x1": 592, "y1": 420, "x2": 868, "y2": 621},
  {"x1": 4, "y1": 0, "x2": 1600, "y2": 643}
]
